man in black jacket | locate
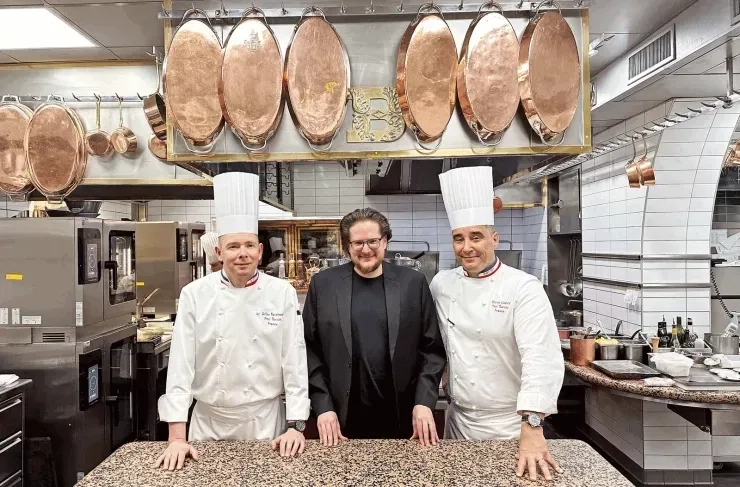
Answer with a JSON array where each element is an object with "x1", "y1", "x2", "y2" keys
[{"x1": 303, "y1": 208, "x2": 446, "y2": 446}]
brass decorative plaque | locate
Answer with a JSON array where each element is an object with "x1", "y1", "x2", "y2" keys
[{"x1": 347, "y1": 87, "x2": 405, "y2": 143}]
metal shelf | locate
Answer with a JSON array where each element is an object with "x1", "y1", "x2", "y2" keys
[
  {"x1": 581, "y1": 253, "x2": 641, "y2": 261},
  {"x1": 582, "y1": 276, "x2": 712, "y2": 289}
]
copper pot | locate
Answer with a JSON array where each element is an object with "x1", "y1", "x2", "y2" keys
[
  {"x1": 518, "y1": 1, "x2": 580, "y2": 146},
  {"x1": 143, "y1": 53, "x2": 166, "y2": 140},
  {"x1": 635, "y1": 134, "x2": 655, "y2": 185},
  {"x1": 397, "y1": 3, "x2": 457, "y2": 150},
  {"x1": 110, "y1": 96, "x2": 137, "y2": 155},
  {"x1": 148, "y1": 135, "x2": 167, "y2": 161},
  {"x1": 625, "y1": 135, "x2": 642, "y2": 188},
  {"x1": 0, "y1": 95, "x2": 34, "y2": 199},
  {"x1": 457, "y1": 2, "x2": 519, "y2": 146},
  {"x1": 570, "y1": 336, "x2": 596, "y2": 366},
  {"x1": 84, "y1": 95, "x2": 113, "y2": 157}
]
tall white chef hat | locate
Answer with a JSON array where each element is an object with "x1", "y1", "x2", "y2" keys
[
  {"x1": 214, "y1": 172, "x2": 260, "y2": 236},
  {"x1": 200, "y1": 232, "x2": 220, "y2": 264},
  {"x1": 439, "y1": 166, "x2": 495, "y2": 230}
]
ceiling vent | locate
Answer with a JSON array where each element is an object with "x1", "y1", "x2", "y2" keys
[
  {"x1": 627, "y1": 24, "x2": 675, "y2": 84},
  {"x1": 41, "y1": 332, "x2": 66, "y2": 343},
  {"x1": 733, "y1": 0, "x2": 740, "y2": 24}
]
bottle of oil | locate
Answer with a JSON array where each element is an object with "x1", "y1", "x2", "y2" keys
[{"x1": 288, "y1": 254, "x2": 296, "y2": 280}]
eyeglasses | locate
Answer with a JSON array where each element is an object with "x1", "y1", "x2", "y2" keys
[{"x1": 349, "y1": 238, "x2": 382, "y2": 251}]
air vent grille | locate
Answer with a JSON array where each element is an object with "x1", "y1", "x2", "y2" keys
[
  {"x1": 628, "y1": 29, "x2": 674, "y2": 83},
  {"x1": 41, "y1": 333, "x2": 66, "y2": 343}
]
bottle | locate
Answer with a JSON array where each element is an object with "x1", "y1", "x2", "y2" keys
[
  {"x1": 296, "y1": 258, "x2": 306, "y2": 281},
  {"x1": 657, "y1": 316, "x2": 669, "y2": 348},
  {"x1": 676, "y1": 317, "x2": 684, "y2": 347},
  {"x1": 288, "y1": 253, "x2": 296, "y2": 279},
  {"x1": 721, "y1": 314, "x2": 738, "y2": 337},
  {"x1": 671, "y1": 323, "x2": 682, "y2": 351},
  {"x1": 685, "y1": 318, "x2": 696, "y2": 348},
  {"x1": 278, "y1": 253, "x2": 286, "y2": 279}
]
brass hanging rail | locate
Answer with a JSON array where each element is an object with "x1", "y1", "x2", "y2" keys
[{"x1": 10, "y1": 94, "x2": 144, "y2": 104}]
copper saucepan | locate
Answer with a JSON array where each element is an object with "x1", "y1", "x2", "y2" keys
[
  {"x1": 457, "y1": 1, "x2": 519, "y2": 147},
  {"x1": 284, "y1": 6, "x2": 350, "y2": 152},
  {"x1": 220, "y1": 7, "x2": 284, "y2": 152},
  {"x1": 397, "y1": 3, "x2": 457, "y2": 152},
  {"x1": 518, "y1": 0, "x2": 581, "y2": 146},
  {"x1": 143, "y1": 54, "x2": 166, "y2": 141},
  {"x1": 625, "y1": 135, "x2": 642, "y2": 188},
  {"x1": 148, "y1": 135, "x2": 167, "y2": 161},
  {"x1": 636, "y1": 133, "x2": 655, "y2": 185},
  {"x1": 163, "y1": 8, "x2": 224, "y2": 154},
  {"x1": 110, "y1": 95, "x2": 137, "y2": 155},
  {"x1": 84, "y1": 94, "x2": 113, "y2": 157},
  {"x1": 0, "y1": 95, "x2": 35, "y2": 199}
]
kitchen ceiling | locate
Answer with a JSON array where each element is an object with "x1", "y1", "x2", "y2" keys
[{"x1": 0, "y1": 0, "x2": 698, "y2": 65}]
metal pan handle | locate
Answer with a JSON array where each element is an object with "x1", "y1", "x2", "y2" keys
[
  {"x1": 472, "y1": 122, "x2": 504, "y2": 148},
  {"x1": 477, "y1": 1, "x2": 504, "y2": 17},
  {"x1": 239, "y1": 136, "x2": 268, "y2": 153},
  {"x1": 241, "y1": 6, "x2": 267, "y2": 21},
  {"x1": 305, "y1": 134, "x2": 336, "y2": 154},
  {"x1": 533, "y1": 121, "x2": 566, "y2": 147},
  {"x1": 414, "y1": 3, "x2": 443, "y2": 22},
  {"x1": 412, "y1": 127, "x2": 442, "y2": 153},
  {"x1": 533, "y1": 0, "x2": 562, "y2": 16},
  {"x1": 178, "y1": 8, "x2": 218, "y2": 38},
  {"x1": 1, "y1": 95, "x2": 21, "y2": 103},
  {"x1": 299, "y1": 5, "x2": 327, "y2": 22}
]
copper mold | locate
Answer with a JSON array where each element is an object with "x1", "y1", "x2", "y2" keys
[
  {"x1": 458, "y1": 2, "x2": 519, "y2": 146},
  {"x1": 397, "y1": 4, "x2": 457, "y2": 150},
  {"x1": 518, "y1": 3, "x2": 580, "y2": 146},
  {"x1": 285, "y1": 7, "x2": 350, "y2": 151},
  {"x1": 84, "y1": 95, "x2": 113, "y2": 157},
  {"x1": 163, "y1": 9, "x2": 224, "y2": 154},
  {"x1": 25, "y1": 96, "x2": 87, "y2": 203},
  {"x1": 0, "y1": 95, "x2": 34, "y2": 198},
  {"x1": 220, "y1": 8, "x2": 284, "y2": 152}
]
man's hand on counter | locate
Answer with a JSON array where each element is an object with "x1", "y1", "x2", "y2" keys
[
  {"x1": 316, "y1": 411, "x2": 347, "y2": 446},
  {"x1": 153, "y1": 439, "x2": 199, "y2": 471},
  {"x1": 515, "y1": 421, "x2": 562, "y2": 482},
  {"x1": 410, "y1": 405, "x2": 439, "y2": 447},
  {"x1": 271, "y1": 428, "x2": 306, "y2": 457}
]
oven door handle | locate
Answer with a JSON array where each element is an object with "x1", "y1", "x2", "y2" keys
[{"x1": 104, "y1": 260, "x2": 119, "y2": 290}]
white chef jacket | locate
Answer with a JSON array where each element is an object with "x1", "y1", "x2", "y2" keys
[
  {"x1": 158, "y1": 270, "x2": 310, "y2": 441},
  {"x1": 430, "y1": 261, "x2": 564, "y2": 440}
]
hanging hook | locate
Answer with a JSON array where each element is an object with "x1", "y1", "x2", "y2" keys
[
  {"x1": 340, "y1": 0, "x2": 345, "y2": 13},
  {"x1": 136, "y1": 93, "x2": 143, "y2": 100},
  {"x1": 458, "y1": 0, "x2": 464, "y2": 10},
  {"x1": 281, "y1": 1, "x2": 287, "y2": 14},
  {"x1": 28, "y1": 94, "x2": 41, "y2": 101},
  {"x1": 94, "y1": 93, "x2": 101, "y2": 102},
  {"x1": 368, "y1": 0, "x2": 374, "y2": 13},
  {"x1": 516, "y1": 0, "x2": 524, "y2": 8},
  {"x1": 398, "y1": 0, "x2": 404, "y2": 11},
  {"x1": 71, "y1": 93, "x2": 81, "y2": 101}
]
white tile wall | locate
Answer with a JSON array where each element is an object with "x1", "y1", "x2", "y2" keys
[{"x1": 146, "y1": 200, "x2": 293, "y2": 233}]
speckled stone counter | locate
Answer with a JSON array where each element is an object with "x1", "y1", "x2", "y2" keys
[
  {"x1": 566, "y1": 361, "x2": 740, "y2": 405},
  {"x1": 74, "y1": 439, "x2": 631, "y2": 487}
]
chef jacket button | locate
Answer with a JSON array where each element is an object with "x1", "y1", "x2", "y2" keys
[
  {"x1": 345, "y1": 391, "x2": 349, "y2": 396},
  {"x1": 219, "y1": 389, "x2": 226, "y2": 394},
  {"x1": 470, "y1": 380, "x2": 475, "y2": 385},
  {"x1": 347, "y1": 361, "x2": 351, "y2": 368},
  {"x1": 476, "y1": 328, "x2": 482, "y2": 334},
  {"x1": 252, "y1": 336, "x2": 257, "y2": 341},
  {"x1": 248, "y1": 363, "x2": 253, "y2": 368},
  {"x1": 474, "y1": 353, "x2": 479, "y2": 359},
  {"x1": 216, "y1": 336, "x2": 223, "y2": 341},
  {"x1": 452, "y1": 298, "x2": 456, "y2": 303},
  {"x1": 218, "y1": 311, "x2": 224, "y2": 316},
  {"x1": 219, "y1": 362, "x2": 225, "y2": 367}
]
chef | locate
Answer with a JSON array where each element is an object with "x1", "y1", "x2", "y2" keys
[
  {"x1": 155, "y1": 172, "x2": 310, "y2": 471},
  {"x1": 430, "y1": 166, "x2": 564, "y2": 482},
  {"x1": 200, "y1": 231, "x2": 222, "y2": 273}
]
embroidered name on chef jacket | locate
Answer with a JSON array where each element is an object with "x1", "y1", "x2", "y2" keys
[
  {"x1": 259, "y1": 311, "x2": 283, "y2": 327},
  {"x1": 491, "y1": 300, "x2": 511, "y2": 313}
]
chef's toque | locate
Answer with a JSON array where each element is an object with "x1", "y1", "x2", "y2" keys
[
  {"x1": 439, "y1": 166, "x2": 495, "y2": 230},
  {"x1": 200, "y1": 232, "x2": 220, "y2": 264},
  {"x1": 214, "y1": 172, "x2": 260, "y2": 236}
]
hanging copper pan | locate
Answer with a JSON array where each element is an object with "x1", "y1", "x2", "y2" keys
[
  {"x1": 635, "y1": 134, "x2": 655, "y2": 186},
  {"x1": 285, "y1": 7, "x2": 350, "y2": 152},
  {"x1": 625, "y1": 135, "x2": 642, "y2": 188},
  {"x1": 220, "y1": 8, "x2": 284, "y2": 152},
  {"x1": 163, "y1": 8, "x2": 224, "y2": 154},
  {"x1": 0, "y1": 95, "x2": 34, "y2": 199},
  {"x1": 143, "y1": 55, "x2": 167, "y2": 141},
  {"x1": 84, "y1": 95, "x2": 113, "y2": 157},
  {"x1": 25, "y1": 96, "x2": 87, "y2": 204},
  {"x1": 110, "y1": 95, "x2": 138, "y2": 155},
  {"x1": 148, "y1": 135, "x2": 167, "y2": 161},
  {"x1": 397, "y1": 4, "x2": 457, "y2": 150},
  {"x1": 519, "y1": 0, "x2": 580, "y2": 146},
  {"x1": 458, "y1": 2, "x2": 519, "y2": 146}
]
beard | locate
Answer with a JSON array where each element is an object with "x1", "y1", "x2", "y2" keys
[{"x1": 352, "y1": 252, "x2": 383, "y2": 275}]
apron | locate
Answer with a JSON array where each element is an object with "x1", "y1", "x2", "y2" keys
[
  {"x1": 441, "y1": 269, "x2": 522, "y2": 440},
  {"x1": 189, "y1": 279, "x2": 286, "y2": 441}
]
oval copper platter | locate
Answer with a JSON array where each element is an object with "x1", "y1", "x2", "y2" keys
[
  {"x1": 284, "y1": 7, "x2": 350, "y2": 151},
  {"x1": 519, "y1": 4, "x2": 580, "y2": 145},
  {"x1": 25, "y1": 97, "x2": 87, "y2": 203},
  {"x1": 220, "y1": 8, "x2": 284, "y2": 152},
  {"x1": 163, "y1": 9, "x2": 224, "y2": 153},
  {"x1": 397, "y1": 4, "x2": 457, "y2": 149},
  {"x1": 458, "y1": 2, "x2": 520, "y2": 146},
  {"x1": 0, "y1": 96, "x2": 34, "y2": 198}
]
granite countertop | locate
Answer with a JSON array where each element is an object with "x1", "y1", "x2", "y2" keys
[
  {"x1": 75, "y1": 439, "x2": 631, "y2": 487},
  {"x1": 0, "y1": 378, "x2": 31, "y2": 403},
  {"x1": 566, "y1": 362, "x2": 740, "y2": 405}
]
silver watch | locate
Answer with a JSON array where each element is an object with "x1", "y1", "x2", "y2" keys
[
  {"x1": 287, "y1": 420, "x2": 306, "y2": 432},
  {"x1": 522, "y1": 414, "x2": 542, "y2": 428}
]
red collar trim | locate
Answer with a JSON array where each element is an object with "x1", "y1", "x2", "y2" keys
[{"x1": 463, "y1": 258, "x2": 501, "y2": 279}]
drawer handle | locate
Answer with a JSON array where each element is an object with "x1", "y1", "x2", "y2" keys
[
  {"x1": 0, "y1": 437, "x2": 20, "y2": 455},
  {"x1": 0, "y1": 399, "x2": 20, "y2": 414}
]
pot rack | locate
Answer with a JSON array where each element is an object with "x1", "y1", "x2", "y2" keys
[
  {"x1": 8, "y1": 94, "x2": 146, "y2": 104},
  {"x1": 505, "y1": 57, "x2": 740, "y2": 186},
  {"x1": 159, "y1": 0, "x2": 589, "y2": 22}
]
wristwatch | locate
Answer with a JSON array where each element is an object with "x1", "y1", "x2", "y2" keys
[
  {"x1": 521, "y1": 414, "x2": 543, "y2": 429},
  {"x1": 287, "y1": 420, "x2": 306, "y2": 432}
]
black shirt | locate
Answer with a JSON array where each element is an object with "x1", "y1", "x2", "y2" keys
[{"x1": 345, "y1": 270, "x2": 400, "y2": 439}]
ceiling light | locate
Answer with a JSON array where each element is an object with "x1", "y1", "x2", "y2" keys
[{"x1": 0, "y1": 8, "x2": 96, "y2": 50}]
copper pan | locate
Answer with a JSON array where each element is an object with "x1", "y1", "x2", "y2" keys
[
  {"x1": 636, "y1": 134, "x2": 655, "y2": 186},
  {"x1": 143, "y1": 55, "x2": 166, "y2": 141},
  {"x1": 110, "y1": 95, "x2": 138, "y2": 155},
  {"x1": 458, "y1": 2, "x2": 519, "y2": 147},
  {"x1": 625, "y1": 135, "x2": 643, "y2": 188},
  {"x1": 163, "y1": 8, "x2": 224, "y2": 154},
  {"x1": 518, "y1": 1, "x2": 580, "y2": 146},
  {"x1": 25, "y1": 96, "x2": 87, "y2": 204},
  {"x1": 0, "y1": 95, "x2": 35, "y2": 199},
  {"x1": 84, "y1": 95, "x2": 113, "y2": 157},
  {"x1": 220, "y1": 8, "x2": 284, "y2": 152},
  {"x1": 397, "y1": 3, "x2": 457, "y2": 151},
  {"x1": 493, "y1": 196, "x2": 503, "y2": 214},
  {"x1": 148, "y1": 135, "x2": 167, "y2": 161},
  {"x1": 284, "y1": 7, "x2": 350, "y2": 152}
]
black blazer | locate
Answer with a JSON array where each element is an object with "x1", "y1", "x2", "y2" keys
[{"x1": 303, "y1": 262, "x2": 446, "y2": 435}]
